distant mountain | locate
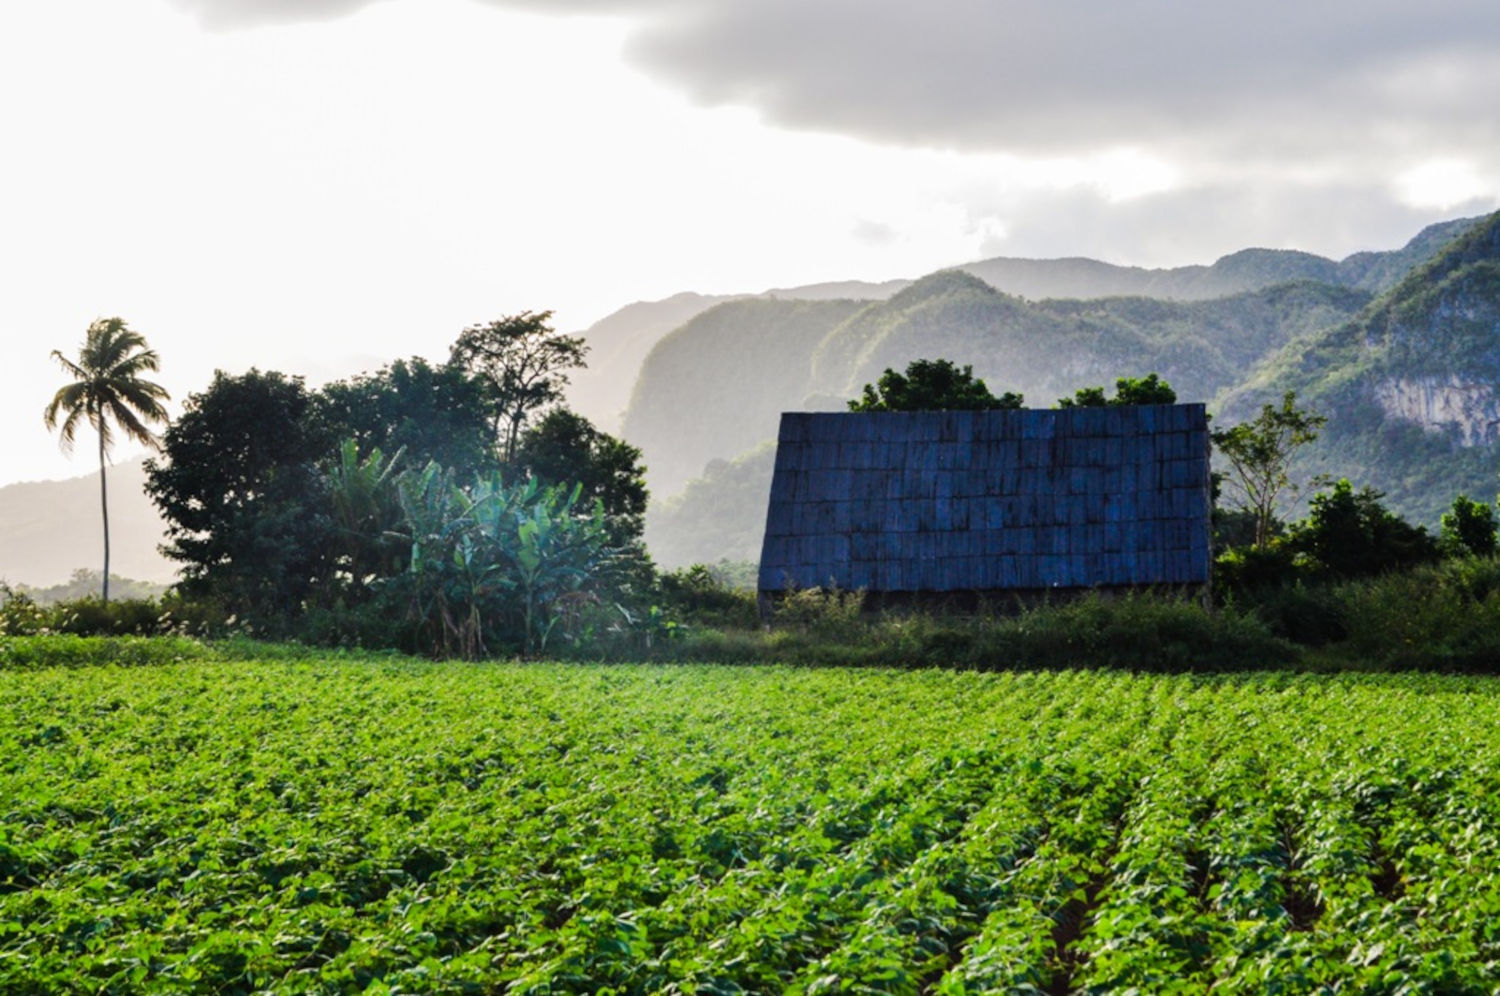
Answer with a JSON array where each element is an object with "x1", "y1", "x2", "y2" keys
[
  {"x1": 566, "y1": 292, "x2": 739, "y2": 434},
  {"x1": 631, "y1": 214, "x2": 1488, "y2": 567},
  {"x1": 0, "y1": 458, "x2": 175, "y2": 588},
  {"x1": 620, "y1": 298, "x2": 866, "y2": 496},
  {"x1": 569, "y1": 217, "x2": 1479, "y2": 439},
  {"x1": 622, "y1": 271, "x2": 1374, "y2": 539},
  {"x1": 1221, "y1": 212, "x2": 1500, "y2": 525}
]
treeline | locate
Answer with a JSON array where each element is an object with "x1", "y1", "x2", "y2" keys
[
  {"x1": 13, "y1": 349, "x2": 1500, "y2": 672},
  {"x1": 79, "y1": 312, "x2": 658, "y2": 656}
]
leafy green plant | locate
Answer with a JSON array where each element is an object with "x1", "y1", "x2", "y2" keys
[
  {"x1": 7, "y1": 656, "x2": 1500, "y2": 991},
  {"x1": 1440, "y1": 493, "x2": 1498, "y2": 559},
  {"x1": 394, "y1": 463, "x2": 622, "y2": 657}
]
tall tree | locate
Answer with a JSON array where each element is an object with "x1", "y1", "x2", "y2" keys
[
  {"x1": 145, "y1": 369, "x2": 332, "y2": 629},
  {"x1": 43, "y1": 318, "x2": 170, "y2": 603},
  {"x1": 311, "y1": 357, "x2": 495, "y2": 475},
  {"x1": 448, "y1": 311, "x2": 588, "y2": 463},
  {"x1": 1212, "y1": 391, "x2": 1327, "y2": 549}
]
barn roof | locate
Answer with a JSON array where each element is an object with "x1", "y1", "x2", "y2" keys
[{"x1": 757, "y1": 404, "x2": 1211, "y2": 593}]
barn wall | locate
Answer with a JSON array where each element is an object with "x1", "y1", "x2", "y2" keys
[{"x1": 757, "y1": 405, "x2": 1211, "y2": 594}]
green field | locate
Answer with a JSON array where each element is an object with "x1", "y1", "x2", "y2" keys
[{"x1": 5, "y1": 650, "x2": 1500, "y2": 993}]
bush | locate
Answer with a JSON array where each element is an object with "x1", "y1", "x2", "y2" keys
[
  {"x1": 1291, "y1": 479, "x2": 1439, "y2": 579},
  {"x1": 657, "y1": 564, "x2": 760, "y2": 629},
  {"x1": 994, "y1": 594, "x2": 1297, "y2": 672},
  {"x1": 1331, "y1": 558, "x2": 1500, "y2": 671},
  {"x1": 1237, "y1": 583, "x2": 1349, "y2": 647},
  {"x1": 1213, "y1": 543, "x2": 1302, "y2": 599}
]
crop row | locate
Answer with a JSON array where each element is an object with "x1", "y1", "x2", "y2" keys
[{"x1": 4, "y1": 659, "x2": 1500, "y2": 992}]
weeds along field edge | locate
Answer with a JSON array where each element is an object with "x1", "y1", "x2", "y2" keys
[{"x1": 4, "y1": 652, "x2": 1500, "y2": 992}]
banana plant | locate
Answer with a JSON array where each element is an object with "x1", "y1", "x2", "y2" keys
[{"x1": 394, "y1": 462, "x2": 617, "y2": 657}]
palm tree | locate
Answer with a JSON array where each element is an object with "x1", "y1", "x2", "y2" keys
[{"x1": 44, "y1": 318, "x2": 170, "y2": 603}]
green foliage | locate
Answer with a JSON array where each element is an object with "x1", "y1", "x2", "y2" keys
[
  {"x1": 14, "y1": 655, "x2": 1500, "y2": 990},
  {"x1": 394, "y1": 464, "x2": 624, "y2": 657},
  {"x1": 146, "y1": 369, "x2": 334, "y2": 633},
  {"x1": 1057, "y1": 372, "x2": 1177, "y2": 407},
  {"x1": 515, "y1": 408, "x2": 649, "y2": 545},
  {"x1": 0, "y1": 634, "x2": 208, "y2": 669},
  {"x1": 1, "y1": 584, "x2": 231, "y2": 641},
  {"x1": 325, "y1": 439, "x2": 408, "y2": 591},
  {"x1": 656, "y1": 563, "x2": 760, "y2": 628},
  {"x1": 1290, "y1": 478, "x2": 1438, "y2": 579},
  {"x1": 770, "y1": 583, "x2": 866, "y2": 640},
  {"x1": 1332, "y1": 557, "x2": 1500, "y2": 669},
  {"x1": 311, "y1": 356, "x2": 496, "y2": 476},
  {"x1": 849, "y1": 357, "x2": 1023, "y2": 412},
  {"x1": 43, "y1": 317, "x2": 171, "y2": 603},
  {"x1": 1440, "y1": 494, "x2": 1498, "y2": 558},
  {"x1": 1212, "y1": 391, "x2": 1327, "y2": 548},
  {"x1": 448, "y1": 311, "x2": 588, "y2": 463},
  {"x1": 1213, "y1": 542, "x2": 1302, "y2": 596}
]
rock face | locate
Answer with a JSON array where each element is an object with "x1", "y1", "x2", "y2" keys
[{"x1": 1373, "y1": 377, "x2": 1500, "y2": 447}]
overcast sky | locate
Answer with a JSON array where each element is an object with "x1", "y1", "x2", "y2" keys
[{"x1": 5, "y1": 0, "x2": 1498, "y2": 487}]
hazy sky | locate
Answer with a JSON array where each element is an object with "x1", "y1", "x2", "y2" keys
[{"x1": 5, "y1": 0, "x2": 1498, "y2": 487}]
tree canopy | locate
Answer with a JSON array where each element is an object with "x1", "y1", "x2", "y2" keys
[
  {"x1": 145, "y1": 369, "x2": 332, "y2": 629},
  {"x1": 515, "y1": 408, "x2": 648, "y2": 545},
  {"x1": 448, "y1": 311, "x2": 588, "y2": 463},
  {"x1": 848, "y1": 358, "x2": 1023, "y2": 412},
  {"x1": 1057, "y1": 373, "x2": 1177, "y2": 408}
]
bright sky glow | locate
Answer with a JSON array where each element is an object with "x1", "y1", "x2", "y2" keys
[{"x1": 2, "y1": 0, "x2": 1497, "y2": 489}]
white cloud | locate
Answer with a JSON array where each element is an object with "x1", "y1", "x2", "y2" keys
[{"x1": 1396, "y1": 159, "x2": 1494, "y2": 210}]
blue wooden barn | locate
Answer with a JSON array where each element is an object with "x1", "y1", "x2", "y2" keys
[{"x1": 757, "y1": 404, "x2": 1212, "y2": 602}]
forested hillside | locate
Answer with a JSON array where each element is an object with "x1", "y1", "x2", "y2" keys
[
  {"x1": 571, "y1": 216, "x2": 1477, "y2": 438},
  {"x1": 631, "y1": 214, "x2": 1490, "y2": 567},
  {"x1": 620, "y1": 298, "x2": 866, "y2": 496},
  {"x1": 1223, "y1": 212, "x2": 1500, "y2": 525}
]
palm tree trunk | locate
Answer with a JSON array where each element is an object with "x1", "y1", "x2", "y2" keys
[{"x1": 99, "y1": 428, "x2": 110, "y2": 604}]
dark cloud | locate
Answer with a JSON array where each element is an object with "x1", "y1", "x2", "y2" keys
[{"x1": 172, "y1": 0, "x2": 1500, "y2": 162}]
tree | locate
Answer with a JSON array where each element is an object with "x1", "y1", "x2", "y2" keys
[
  {"x1": 43, "y1": 318, "x2": 170, "y2": 603},
  {"x1": 848, "y1": 358, "x2": 1023, "y2": 412},
  {"x1": 311, "y1": 357, "x2": 495, "y2": 476},
  {"x1": 1058, "y1": 373, "x2": 1177, "y2": 407},
  {"x1": 145, "y1": 369, "x2": 333, "y2": 630},
  {"x1": 1440, "y1": 494, "x2": 1498, "y2": 558},
  {"x1": 1211, "y1": 391, "x2": 1327, "y2": 549},
  {"x1": 448, "y1": 312, "x2": 588, "y2": 463},
  {"x1": 514, "y1": 408, "x2": 649, "y2": 545},
  {"x1": 1291, "y1": 479, "x2": 1438, "y2": 578}
]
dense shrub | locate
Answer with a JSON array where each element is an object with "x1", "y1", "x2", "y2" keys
[
  {"x1": 1333, "y1": 558, "x2": 1500, "y2": 670},
  {"x1": 656, "y1": 564, "x2": 760, "y2": 629},
  {"x1": 1235, "y1": 582, "x2": 1349, "y2": 647},
  {"x1": 1290, "y1": 479, "x2": 1439, "y2": 579}
]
